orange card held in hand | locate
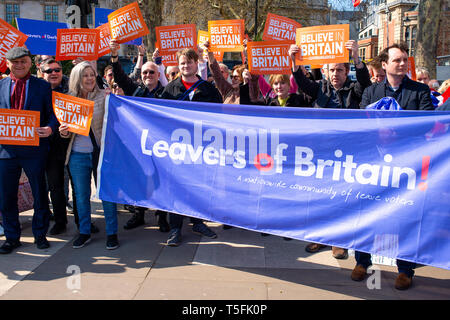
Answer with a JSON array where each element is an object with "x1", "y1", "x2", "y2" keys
[
  {"x1": 296, "y1": 24, "x2": 349, "y2": 66},
  {"x1": 56, "y1": 28, "x2": 99, "y2": 61},
  {"x1": 108, "y1": 1, "x2": 149, "y2": 44},
  {"x1": 0, "y1": 109, "x2": 40, "y2": 146},
  {"x1": 208, "y1": 19, "x2": 245, "y2": 52},
  {"x1": 247, "y1": 40, "x2": 293, "y2": 75},
  {"x1": 0, "y1": 18, "x2": 28, "y2": 73},
  {"x1": 262, "y1": 13, "x2": 301, "y2": 42},
  {"x1": 156, "y1": 24, "x2": 197, "y2": 66},
  {"x1": 52, "y1": 92, "x2": 94, "y2": 136},
  {"x1": 198, "y1": 30, "x2": 224, "y2": 62}
]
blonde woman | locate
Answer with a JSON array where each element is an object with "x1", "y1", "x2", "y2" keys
[{"x1": 59, "y1": 61, "x2": 119, "y2": 250}]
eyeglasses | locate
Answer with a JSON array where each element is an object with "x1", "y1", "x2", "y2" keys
[
  {"x1": 43, "y1": 68, "x2": 62, "y2": 74},
  {"x1": 142, "y1": 70, "x2": 156, "y2": 75}
]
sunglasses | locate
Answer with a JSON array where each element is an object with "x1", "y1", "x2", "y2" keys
[
  {"x1": 43, "y1": 68, "x2": 62, "y2": 74},
  {"x1": 170, "y1": 72, "x2": 177, "y2": 77},
  {"x1": 142, "y1": 70, "x2": 156, "y2": 75}
]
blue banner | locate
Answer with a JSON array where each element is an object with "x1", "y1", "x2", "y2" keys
[
  {"x1": 16, "y1": 18, "x2": 68, "y2": 55},
  {"x1": 94, "y1": 8, "x2": 142, "y2": 45},
  {"x1": 98, "y1": 95, "x2": 450, "y2": 270}
]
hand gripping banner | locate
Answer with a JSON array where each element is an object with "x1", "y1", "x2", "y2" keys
[{"x1": 98, "y1": 95, "x2": 450, "y2": 270}]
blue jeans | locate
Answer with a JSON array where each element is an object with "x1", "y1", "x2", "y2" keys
[
  {"x1": 68, "y1": 152, "x2": 117, "y2": 236},
  {"x1": 355, "y1": 251, "x2": 416, "y2": 278}
]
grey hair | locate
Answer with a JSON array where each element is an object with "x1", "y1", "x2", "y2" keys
[{"x1": 68, "y1": 61, "x2": 100, "y2": 97}]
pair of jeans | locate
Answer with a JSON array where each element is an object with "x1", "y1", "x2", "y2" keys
[
  {"x1": 68, "y1": 152, "x2": 117, "y2": 236},
  {"x1": 355, "y1": 251, "x2": 416, "y2": 278}
]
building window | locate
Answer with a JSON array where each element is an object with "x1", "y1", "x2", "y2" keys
[
  {"x1": 44, "y1": 5, "x2": 58, "y2": 22},
  {"x1": 5, "y1": 3, "x2": 20, "y2": 24},
  {"x1": 410, "y1": 26, "x2": 416, "y2": 57}
]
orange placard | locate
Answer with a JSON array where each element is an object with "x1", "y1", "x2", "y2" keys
[
  {"x1": 97, "y1": 22, "x2": 112, "y2": 58},
  {"x1": 0, "y1": 109, "x2": 40, "y2": 146},
  {"x1": 156, "y1": 24, "x2": 197, "y2": 66},
  {"x1": 407, "y1": 57, "x2": 416, "y2": 81},
  {"x1": 56, "y1": 28, "x2": 99, "y2": 61},
  {"x1": 295, "y1": 24, "x2": 349, "y2": 66},
  {"x1": 108, "y1": 2, "x2": 149, "y2": 44},
  {"x1": 0, "y1": 18, "x2": 28, "y2": 73},
  {"x1": 198, "y1": 30, "x2": 224, "y2": 62},
  {"x1": 262, "y1": 13, "x2": 301, "y2": 42},
  {"x1": 52, "y1": 92, "x2": 94, "y2": 136},
  {"x1": 247, "y1": 40, "x2": 293, "y2": 75},
  {"x1": 208, "y1": 19, "x2": 245, "y2": 52}
]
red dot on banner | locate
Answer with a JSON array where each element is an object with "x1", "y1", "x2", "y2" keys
[
  {"x1": 418, "y1": 182, "x2": 428, "y2": 191},
  {"x1": 254, "y1": 153, "x2": 274, "y2": 172}
]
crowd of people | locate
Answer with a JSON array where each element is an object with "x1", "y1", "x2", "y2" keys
[{"x1": 0, "y1": 36, "x2": 449, "y2": 292}]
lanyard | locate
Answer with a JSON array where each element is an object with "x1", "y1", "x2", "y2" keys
[{"x1": 178, "y1": 79, "x2": 204, "y2": 101}]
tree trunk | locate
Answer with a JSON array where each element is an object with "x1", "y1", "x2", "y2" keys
[
  {"x1": 415, "y1": 0, "x2": 443, "y2": 79},
  {"x1": 138, "y1": 0, "x2": 164, "y2": 56}
]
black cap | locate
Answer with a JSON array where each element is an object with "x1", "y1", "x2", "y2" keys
[{"x1": 5, "y1": 47, "x2": 32, "y2": 61}]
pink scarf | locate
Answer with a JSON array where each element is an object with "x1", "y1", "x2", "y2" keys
[{"x1": 10, "y1": 72, "x2": 31, "y2": 110}]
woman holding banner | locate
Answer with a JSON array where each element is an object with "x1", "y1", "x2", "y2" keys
[{"x1": 59, "y1": 61, "x2": 119, "y2": 250}]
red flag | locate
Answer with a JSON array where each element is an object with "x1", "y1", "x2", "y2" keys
[
  {"x1": 353, "y1": 0, "x2": 361, "y2": 7},
  {"x1": 442, "y1": 86, "x2": 450, "y2": 103}
]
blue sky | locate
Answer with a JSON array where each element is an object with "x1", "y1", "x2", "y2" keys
[{"x1": 329, "y1": 0, "x2": 358, "y2": 10}]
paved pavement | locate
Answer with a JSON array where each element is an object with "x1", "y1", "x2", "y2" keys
[{"x1": 1, "y1": 198, "x2": 449, "y2": 301}]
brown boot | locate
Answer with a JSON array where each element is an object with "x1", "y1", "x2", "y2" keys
[
  {"x1": 305, "y1": 242, "x2": 327, "y2": 253},
  {"x1": 351, "y1": 264, "x2": 367, "y2": 281},
  {"x1": 394, "y1": 273, "x2": 413, "y2": 290},
  {"x1": 332, "y1": 247, "x2": 348, "y2": 259}
]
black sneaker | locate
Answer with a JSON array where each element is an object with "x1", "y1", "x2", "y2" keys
[
  {"x1": 35, "y1": 236, "x2": 50, "y2": 249},
  {"x1": 106, "y1": 234, "x2": 119, "y2": 250},
  {"x1": 73, "y1": 234, "x2": 91, "y2": 249},
  {"x1": 123, "y1": 213, "x2": 145, "y2": 230},
  {"x1": 192, "y1": 223, "x2": 217, "y2": 239},
  {"x1": 49, "y1": 223, "x2": 67, "y2": 235},
  {"x1": 0, "y1": 239, "x2": 21, "y2": 254},
  {"x1": 166, "y1": 228, "x2": 181, "y2": 246}
]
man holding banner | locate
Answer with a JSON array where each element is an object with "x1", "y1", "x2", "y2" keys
[
  {"x1": 0, "y1": 47, "x2": 58, "y2": 254},
  {"x1": 356, "y1": 43, "x2": 434, "y2": 290},
  {"x1": 288, "y1": 40, "x2": 371, "y2": 259},
  {"x1": 161, "y1": 48, "x2": 222, "y2": 246},
  {"x1": 109, "y1": 39, "x2": 170, "y2": 233}
]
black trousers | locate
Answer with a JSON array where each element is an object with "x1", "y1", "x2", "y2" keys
[
  {"x1": 0, "y1": 156, "x2": 51, "y2": 240},
  {"x1": 46, "y1": 154, "x2": 67, "y2": 226}
]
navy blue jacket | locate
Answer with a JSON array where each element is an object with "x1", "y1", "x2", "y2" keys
[
  {"x1": 0, "y1": 75, "x2": 58, "y2": 158},
  {"x1": 360, "y1": 76, "x2": 434, "y2": 110}
]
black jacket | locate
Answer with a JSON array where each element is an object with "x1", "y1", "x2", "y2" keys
[
  {"x1": 266, "y1": 93, "x2": 312, "y2": 108},
  {"x1": 112, "y1": 60, "x2": 164, "y2": 98},
  {"x1": 49, "y1": 75, "x2": 70, "y2": 161},
  {"x1": 360, "y1": 76, "x2": 434, "y2": 110},
  {"x1": 160, "y1": 76, "x2": 222, "y2": 103},
  {"x1": 293, "y1": 63, "x2": 372, "y2": 109}
]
